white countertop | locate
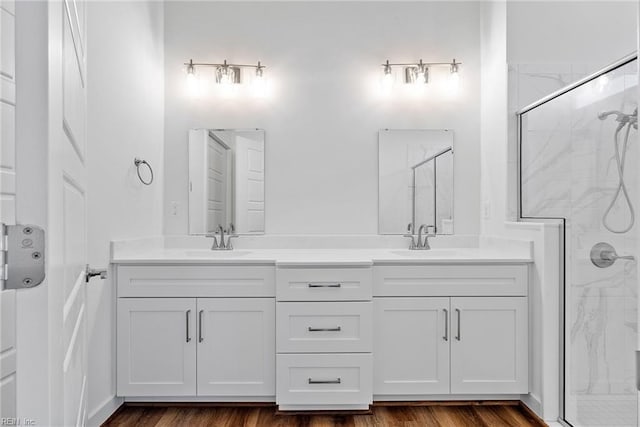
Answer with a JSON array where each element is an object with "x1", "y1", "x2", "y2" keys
[{"x1": 111, "y1": 246, "x2": 533, "y2": 266}]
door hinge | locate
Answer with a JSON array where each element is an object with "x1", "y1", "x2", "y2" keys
[{"x1": 1, "y1": 224, "x2": 46, "y2": 290}]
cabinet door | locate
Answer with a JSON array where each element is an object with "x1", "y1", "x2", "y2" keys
[
  {"x1": 197, "y1": 298, "x2": 275, "y2": 396},
  {"x1": 117, "y1": 298, "x2": 197, "y2": 396},
  {"x1": 373, "y1": 297, "x2": 450, "y2": 395},
  {"x1": 450, "y1": 297, "x2": 528, "y2": 394}
]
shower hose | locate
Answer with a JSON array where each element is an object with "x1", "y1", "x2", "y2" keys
[{"x1": 602, "y1": 121, "x2": 635, "y2": 233}]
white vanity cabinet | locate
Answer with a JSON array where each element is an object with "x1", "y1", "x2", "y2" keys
[
  {"x1": 373, "y1": 297, "x2": 450, "y2": 395},
  {"x1": 116, "y1": 265, "x2": 276, "y2": 399},
  {"x1": 449, "y1": 296, "x2": 528, "y2": 394},
  {"x1": 117, "y1": 298, "x2": 198, "y2": 396},
  {"x1": 275, "y1": 266, "x2": 374, "y2": 411},
  {"x1": 196, "y1": 298, "x2": 275, "y2": 396},
  {"x1": 373, "y1": 264, "x2": 529, "y2": 398}
]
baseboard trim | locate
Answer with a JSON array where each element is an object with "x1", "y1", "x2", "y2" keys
[
  {"x1": 88, "y1": 396, "x2": 124, "y2": 427},
  {"x1": 374, "y1": 400, "x2": 520, "y2": 407},
  {"x1": 520, "y1": 394, "x2": 544, "y2": 419},
  {"x1": 125, "y1": 401, "x2": 276, "y2": 408},
  {"x1": 519, "y1": 400, "x2": 548, "y2": 427}
]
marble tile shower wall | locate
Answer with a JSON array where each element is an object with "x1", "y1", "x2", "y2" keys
[{"x1": 517, "y1": 61, "x2": 638, "y2": 421}]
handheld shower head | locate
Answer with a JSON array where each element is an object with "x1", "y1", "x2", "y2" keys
[
  {"x1": 598, "y1": 108, "x2": 637, "y2": 129},
  {"x1": 598, "y1": 110, "x2": 626, "y2": 121}
]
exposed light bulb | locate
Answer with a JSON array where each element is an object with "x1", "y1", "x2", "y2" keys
[
  {"x1": 415, "y1": 67, "x2": 428, "y2": 85},
  {"x1": 185, "y1": 60, "x2": 200, "y2": 98},
  {"x1": 412, "y1": 61, "x2": 428, "y2": 86},
  {"x1": 447, "y1": 60, "x2": 460, "y2": 96},
  {"x1": 253, "y1": 62, "x2": 267, "y2": 98}
]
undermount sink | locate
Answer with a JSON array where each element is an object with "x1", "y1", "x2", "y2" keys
[
  {"x1": 185, "y1": 250, "x2": 252, "y2": 258},
  {"x1": 390, "y1": 249, "x2": 459, "y2": 257}
]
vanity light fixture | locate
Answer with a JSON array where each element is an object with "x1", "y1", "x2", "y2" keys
[
  {"x1": 381, "y1": 58, "x2": 461, "y2": 90},
  {"x1": 184, "y1": 58, "x2": 266, "y2": 93}
]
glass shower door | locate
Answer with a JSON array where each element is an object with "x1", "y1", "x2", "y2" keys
[{"x1": 519, "y1": 56, "x2": 638, "y2": 427}]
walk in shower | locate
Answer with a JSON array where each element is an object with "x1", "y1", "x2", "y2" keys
[{"x1": 518, "y1": 54, "x2": 638, "y2": 427}]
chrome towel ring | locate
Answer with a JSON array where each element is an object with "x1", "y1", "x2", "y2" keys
[{"x1": 134, "y1": 158, "x2": 154, "y2": 185}]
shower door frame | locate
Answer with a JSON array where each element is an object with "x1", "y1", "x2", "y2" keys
[{"x1": 515, "y1": 52, "x2": 638, "y2": 427}]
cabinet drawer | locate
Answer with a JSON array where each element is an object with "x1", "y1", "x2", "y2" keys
[
  {"x1": 276, "y1": 268, "x2": 372, "y2": 301},
  {"x1": 276, "y1": 353, "x2": 372, "y2": 407},
  {"x1": 373, "y1": 264, "x2": 528, "y2": 297},
  {"x1": 277, "y1": 302, "x2": 372, "y2": 353},
  {"x1": 117, "y1": 265, "x2": 275, "y2": 298}
]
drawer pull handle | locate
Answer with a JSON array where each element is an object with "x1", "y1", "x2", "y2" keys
[
  {"x1": 443, "y1": 308, "x2": 448, "y2": 341},
  {"x1": 308, "y1": 378, "x2": 341, "y2": 384},
  {"x1": 455, "y1": 308, "x2": 461, "y2": 341},
  {"x1": 186, "y1": 310, "x2": 191, "y2": 343},
  {"x1": 308, "y1": 283, "x2": 341, "y2": 288},
  {"x1": 198, "y1": 310, "x2": 204, "y2": 343},
  {"x1": 308, "y1": 326, "x2": 342, "y2": 332}
]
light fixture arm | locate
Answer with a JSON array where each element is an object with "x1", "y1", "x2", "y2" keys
[
  {"x1": 381, "y1": 59, "x2": 461, "y2": 68},
  {"x1": 185, "y1": 59, "x2": 267, "y2": 70}
]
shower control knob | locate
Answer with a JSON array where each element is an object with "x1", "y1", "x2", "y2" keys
[{"x1": 590, "y1": 242, "x2": 635, "y2": 268}]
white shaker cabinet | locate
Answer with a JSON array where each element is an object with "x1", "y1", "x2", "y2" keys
[
  {"x1": 196, "y1": 298, "x2": 275, "y2": 396},
  {"x1": 373, "y1": 296, "x2": 528, "y2": 396},
  {"x1": 117, "y1": 298, "x2": 198, "y2": 396},
  {"x1": 373, "y1": 297, "x2": 450, "y2": 395},
  {"x1": 450, "y1": 297, "x2": 528, "y2": 394},
  {"x1": 116, "y1": 265, "x2": 277, "y2": 399}
]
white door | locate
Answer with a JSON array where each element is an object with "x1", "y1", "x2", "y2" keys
[
  {"x1": 48, "y1": 0, "x2": 90, "y2": 424},
  {"x1": 207, "y1": 135, "x2": 229, "y2": 233},
  {"x1": 234, "y1": 133, "x2": 264, "y2": 234},
  {"x1": 450, "y1": 297, "x2": 528, "y2": 394},
  {"x1": 0, "y1": 0, "x2": 16, "y2": 419},
  {"x1": 373, "y1": 297, "x2": 450, "y2": 395},
  {"x1": 117, "y1": 298, "x2": 197, "y2": 396},
  {"x1": 197, "y1": 298, "x2": 275, "y2": 396}
]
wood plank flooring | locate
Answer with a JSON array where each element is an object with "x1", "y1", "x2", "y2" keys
[{"x1": 103, "y1": 402, "x2": 546, "y2": 427}]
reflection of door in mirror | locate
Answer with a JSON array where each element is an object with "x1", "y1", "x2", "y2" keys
[
  {"x1": 189, "y1": 129, "x2": 265, "y2": 235},
  {"x1": 234, "y1": 133, "x2": 265, "y2": 234}
]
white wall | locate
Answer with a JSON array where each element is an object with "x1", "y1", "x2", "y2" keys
[
  {"x1": 86, "y1": 2, "x2": 164, "y2": 424},
  {"x1": 163, "y1": 1, "x2": 481, "y2": 236}
]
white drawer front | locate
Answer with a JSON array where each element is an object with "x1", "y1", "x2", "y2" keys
[
  {"x1": 373, "y1": 264, "x2": 528, "y2": 297},
  {"x1": 276, "y1": 268, "x2": 372, "y2": 301},
  {"x1": 277, "y1": 353, "x2": 372, "y2": 406},
  {"x1": 277, "y1": 302, "x2": 372, "y2": 353},
  {"x1": 118, "y1": 265, "x2": 275, "y2": 298}
]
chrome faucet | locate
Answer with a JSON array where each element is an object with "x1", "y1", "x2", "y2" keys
[
  {"x1": 225, "y1": 223, "x2": 238, "y2": 250},
  {"x1": 403, "y1": 223, "x2": 417, "y2": 249},
  {"x1": 218, "y1": 225, "x2": 226, "y2": 249},
  {"x1": 206, "y1": 223, "x2": 238, "y2": 250},
  {"x1": 415, "y1": 224, "x2": 436, "y2": 250},
  {"x1": 206, "y1": 231, "x2": 219, "y2": 250}
]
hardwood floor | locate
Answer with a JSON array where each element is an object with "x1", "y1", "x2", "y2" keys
[{"x1": 102, "y1": 402, "x2": 546, "y2": 427}]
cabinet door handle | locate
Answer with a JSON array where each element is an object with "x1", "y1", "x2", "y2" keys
[
  {"x1": 443, "y1": 309, "x2": 448, "y2": 341},
  {"x1": 455, "y1": 308, "x2": 461, "y2": 341},
  {"x1": 308, "y1": 378, "x2": 341, "y2": 384},
  {"x1": 198, "y1": 310, "x2": 204, "y2": 342},
  {"x1": 308, "y1": 326, "x2": 342, "y2": 332},
  {"x1": 308, "y1": 283, "x2": 341, "y2": 288},
  {"x1": 186, "y1": 310, "x2": 192, "y2": 343}
]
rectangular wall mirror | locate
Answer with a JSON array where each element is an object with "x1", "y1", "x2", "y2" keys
[
  {"x1": 188, "y1": 128, "x2": 265, "y2": 235},
  {"x1": 379, "y1": 129, "x2": 454, "y2": 235}
]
